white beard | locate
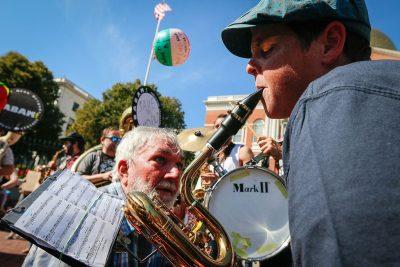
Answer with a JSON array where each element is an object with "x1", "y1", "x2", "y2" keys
[{"x1": 130, "y1": 178, "x2": 178, "y2": 208}]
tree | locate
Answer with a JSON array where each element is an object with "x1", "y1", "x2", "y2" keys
[
  {"x1": 70, "y1": 80, "x2": 186, "y2": 147},
  {"x1": 0, "y1": 52, "x2": 64, "y2": 165}
]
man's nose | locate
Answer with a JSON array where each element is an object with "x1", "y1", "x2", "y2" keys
[
  {"x1": 246, "y1": 59, "x2": 259, "y2": 77},
  {"x1": 166, "y1": 164, "x2": 182, "y2": 179}
]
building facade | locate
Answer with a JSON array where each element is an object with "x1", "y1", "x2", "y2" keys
[{"x1": 54, "y1": 78, "x2": 94, "y2": 135}]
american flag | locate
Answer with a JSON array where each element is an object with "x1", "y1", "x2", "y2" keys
[{"x1": 154, "y1": 2, "x2": 172, "y2": 21}]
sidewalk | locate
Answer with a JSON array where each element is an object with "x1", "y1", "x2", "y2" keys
[{"x1": 0, "y1": 230, "x2": 29, "y2": 267}]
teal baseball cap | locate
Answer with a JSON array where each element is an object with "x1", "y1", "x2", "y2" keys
[{"x1": 221, "y1": 0, "x2": 371, "y2": 58}]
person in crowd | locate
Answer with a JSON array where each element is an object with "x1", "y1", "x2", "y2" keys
[
  {"x1": 0, "y1": 132, "x2": 16, "y2": 215},
  {"x1": 214, "y1": 113, "x2": 254, "y2": 171},
  {"x1": 1, "y1": 168, "x2": 18, "y2": 191},
  {"x1": 76, "y1": 127, "x2": 121, "y2": 185},
  {"x1": 200, "y1": 114, "x2": 254, "y2": 188},
  {"x1": 2, "y1": 170, "x2": 19, "y2": 239},
  {"x1": 47, "y1": 132, "x2": 85, "y2": 172},
  {"x1": 221, "y1": 0, "x2": 400, "y2": 265},
  {"x1": 23, "y1": 126, "x2": 183, "y2": 267},
  {"x1": 0, "y1": 134, "x2": 15, "y2": 181}
]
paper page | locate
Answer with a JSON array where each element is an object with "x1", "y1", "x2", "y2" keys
[{"x1": 14, "y1": 170, "x2": 124, "y2": 267}]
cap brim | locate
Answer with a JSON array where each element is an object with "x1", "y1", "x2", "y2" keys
[{"x1": 221, "y1": 23, "x2": 254, "y2": 58}]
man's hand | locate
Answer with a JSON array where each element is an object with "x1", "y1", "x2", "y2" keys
[
  {"x1": 257, "y1": 136, "x2": 282, "y2": 160},
  {"x1": 101, "y1": 171, "x2": 113, "y2": 181}
]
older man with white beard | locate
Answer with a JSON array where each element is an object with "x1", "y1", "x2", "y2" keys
[
  {"x1": 115, "y1": 127, "x2": 183, "y2": 208},
  {"x1": 23, "y1": 127, "x2": 183, "y2": 267}
]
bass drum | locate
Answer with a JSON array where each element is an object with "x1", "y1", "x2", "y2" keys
[{"x1": 204, "y1": 166, "x2": 290, "y2": 262}]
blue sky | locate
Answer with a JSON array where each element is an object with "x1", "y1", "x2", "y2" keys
[{"x1": 1, "y1": 0, "x2": 399, "y2": 128}]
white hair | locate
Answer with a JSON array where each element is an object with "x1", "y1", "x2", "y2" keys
[{"x1": 112, "y1": 126, "x2": 182, "y2": 181}]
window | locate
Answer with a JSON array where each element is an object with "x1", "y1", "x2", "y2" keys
[
  {"x1": 233, "y1": 127, "x2": 244, "y2": 143},
  {"x1": 72, "y1": 102, "x2": 80, "y2": 111},
  {"x1": 252, "y1": 119, "x2": 265, "y2": 142}
]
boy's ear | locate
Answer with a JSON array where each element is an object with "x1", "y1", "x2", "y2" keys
[{"x1": 319, "y1": 21, "x2": 346, "y2": 65}]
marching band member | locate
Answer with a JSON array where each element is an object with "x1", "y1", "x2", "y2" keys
[
  {"x1": 221, "y1": 0, "x2": 400, "y2": 265},
  {"x1": 199, "y1": 114, "x2": 254, "y2": 189},
  {"x1": 213, "y1": 114, "x2": 254, "y2": 171},
  {"x1": 45, "y1": 132, "x2": 85, "y2": 173},
  {"x1": 23, "y1": 127, "x2": 183, "y2": 267},
  {"x1": 76, "y1": 127, "x2": 121, "y2": 185}
]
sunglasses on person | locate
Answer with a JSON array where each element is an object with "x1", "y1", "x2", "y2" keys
[{"x1": 105, "y1": 135, "x2": 122, "y2": 143}]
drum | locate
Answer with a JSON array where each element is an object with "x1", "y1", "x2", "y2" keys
[{"x1": 204, "y1": 166, "x2": 290, "y2": 262}]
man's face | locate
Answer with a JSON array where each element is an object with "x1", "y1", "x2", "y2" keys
[
  {"x1": 62, "y1": 140, "x2": 73, "y2": 155},
  {"x1": 122, "y1": 138, "x2": 184, "y2": 208},
  {"x1": 246, "y1": 24, "x2": 323, "y2": 118},
  {"x1": 214, "y1": 117, "x2": 224, "y2": 130},
  {"x1": 102, "y1": 130, "x2": 121, "y2": 157}
]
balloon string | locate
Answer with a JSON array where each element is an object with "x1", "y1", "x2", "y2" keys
[{"x1": 144, "y1": 16, "x2": 161, "y2": 86}]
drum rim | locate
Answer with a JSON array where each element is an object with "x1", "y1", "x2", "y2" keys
[{"x1": 203, "y1": 165, "x2": 291, "y2": 262}]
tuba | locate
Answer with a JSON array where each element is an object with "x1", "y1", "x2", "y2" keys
[
  {"x1": 124, "y1": 90, "x2": 263, "y2": 266},
  {"x1": 71, "y1": 107, "x2": 133, "y2": 187}
]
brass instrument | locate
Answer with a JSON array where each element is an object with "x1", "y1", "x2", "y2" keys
[
  {"x1": 119, "y1": 107, "x2": 133, "y2": 135},
  {"x1": 191, "y1": 163, "x2": 211, "y2": 201},
  {"x1": 40, "y1": 149, "x2": 64, "y2": 182},
  {"x1": 124, "y1": 90, "x2": 263, "y2": 266},
  {"x1": 71, "y1": 107, "x2": 133, "y2": 187},
  {"x1": 177, "y1": 127, "x2": 216, "y2": 200}
]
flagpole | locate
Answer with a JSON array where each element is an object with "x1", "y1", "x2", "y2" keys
[{"x1": 143, "y1": 18, "x2": 161, "y2": 86}]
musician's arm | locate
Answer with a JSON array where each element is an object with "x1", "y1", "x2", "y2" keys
[
  {"x1": 82, "y1": 171, "x2": 112, "y2": 183},
  {"x1": 0, "y1": 168, "x2": 18, "y2": 189}
]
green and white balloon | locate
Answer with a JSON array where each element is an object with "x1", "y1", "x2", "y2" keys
[{"x1": 154, "y1": 28, "x2": 190, "y2": 66}]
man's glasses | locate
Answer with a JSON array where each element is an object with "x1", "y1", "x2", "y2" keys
[{"x1": 105, "y1": 136, "x2": 122, "y2": 143}]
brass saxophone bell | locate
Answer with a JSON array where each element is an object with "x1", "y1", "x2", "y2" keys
[
  {"x1": 192, "y1": 188, "x2": 205, "y2": 201},
  {"x1": 123, "y1": 90, "x2": 263, "y2": 267}
]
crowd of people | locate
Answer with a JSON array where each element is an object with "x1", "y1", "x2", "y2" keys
[
  {"x1": 1, "y1": 116, "x2": 283, "y2": 266},
  {"x1": 1, "y1": 0, "x2": 400, "y2": 266}
]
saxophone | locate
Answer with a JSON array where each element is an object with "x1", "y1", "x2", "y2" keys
[
  {"x1": 124, "y1": 90, "x2": 263, "y2": 266},
  {"x1": 40, "y1": 149, "x2": 65, "y2": 182}
]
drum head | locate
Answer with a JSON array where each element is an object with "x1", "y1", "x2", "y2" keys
[{"x1": 204, "y1": 166, "x2": 289, "y2": 261}]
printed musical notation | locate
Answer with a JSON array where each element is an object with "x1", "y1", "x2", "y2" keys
[{"x1": 14, "y1": 170, "x2": 124, "y2": 267}]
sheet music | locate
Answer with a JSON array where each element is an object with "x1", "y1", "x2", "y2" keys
[{"x1": 14, "y1": 170, "x2": 124, "y2": 267}]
